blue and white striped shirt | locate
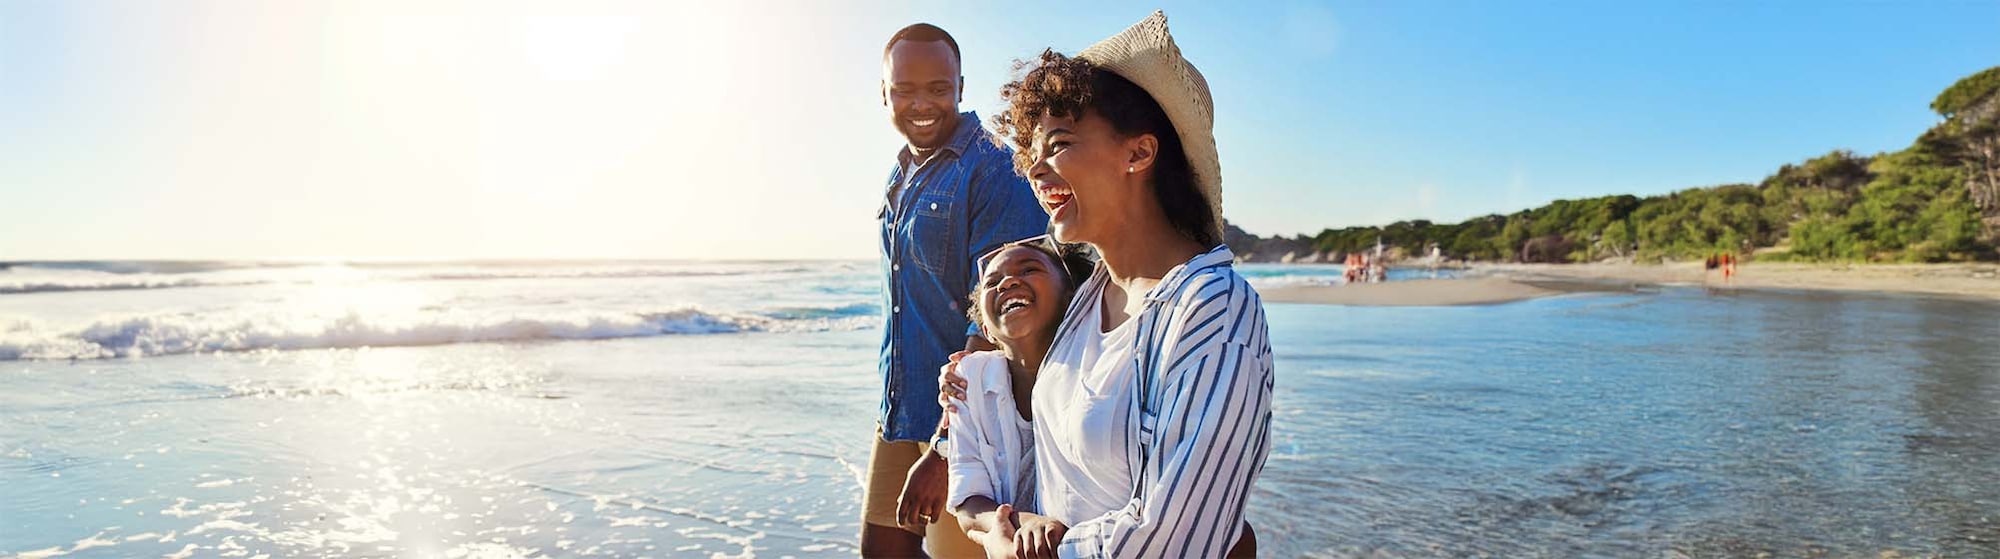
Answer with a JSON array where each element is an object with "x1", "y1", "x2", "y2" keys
[{"x1": 1048, "y1": 245, "x2": 1276, "y2": 559}]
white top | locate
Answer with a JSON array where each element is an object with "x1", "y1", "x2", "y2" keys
[
  {"x1": 945, "y1": 351, "x2": 1038, "y2": 512},
  {"x1": 1041, "y1": 247, "x2": 1276, "y2": 559},
  {"x1": 1032, "y1": 273, "x2": 1142, "y2": 528}
]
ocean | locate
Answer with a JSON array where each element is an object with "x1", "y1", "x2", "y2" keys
[{"x1": 2, "y1": 260, "x2": 1997, "y2": 557}]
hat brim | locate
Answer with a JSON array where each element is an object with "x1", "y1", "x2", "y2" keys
[{"x1": 1079, "y1": 11, "x2": 1224, "y2": 242}]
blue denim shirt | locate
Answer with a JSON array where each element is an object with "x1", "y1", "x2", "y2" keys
[{"x1": 878, "y1": 111, "x2": 1047, "y2": 442}]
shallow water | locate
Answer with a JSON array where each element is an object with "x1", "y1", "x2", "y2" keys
[
  {"x1": 2, "y1": 262, "x2": 1997, "y2": 557},
  {"x1": 1258, "y1": 287, "x2": 2000, "y2": 557}
]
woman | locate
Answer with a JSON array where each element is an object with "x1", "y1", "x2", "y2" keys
[{"x1": 943, "y1": 11, "x2": 1273, "y2": 559}]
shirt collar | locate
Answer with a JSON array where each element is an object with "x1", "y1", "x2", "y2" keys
[
  {"x1": 898, "y1": 111, "x2": 985, "y2": 166},
  {"x1": 1145, "y1": 244, "x2": 1237, "y2": 303},
  {"x1": 965, "y1": 351, "x2": 1011, "y2": 396}
]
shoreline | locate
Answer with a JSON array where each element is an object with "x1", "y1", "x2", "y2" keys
[
  {"x1": 1261, "y1": 277, "x2": 1592, "y2": 306},
  {"x1": 1473, "y1": 261, "x2": 2000, "y2": 301},
  {"x1": 1257, "y1": 262, "x2": 2000, "y2": 306}
]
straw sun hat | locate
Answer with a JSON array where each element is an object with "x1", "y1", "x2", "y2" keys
[{"x1": 1078, "y1": 10, "x2": 1224, "y2": 241}]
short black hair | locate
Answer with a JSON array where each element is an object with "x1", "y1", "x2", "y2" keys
[{"x1": 884, "y1": 23, "x2": 961, "y2": 66}]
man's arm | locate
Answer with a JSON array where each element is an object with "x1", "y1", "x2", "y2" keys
[{"x1": 903, "y1": 339, "x2": 993, "y2": 530}]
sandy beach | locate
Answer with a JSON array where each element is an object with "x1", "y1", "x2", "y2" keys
[
  {"x1": 1478, "y1": 261, "x2": 2000, "y2": 300},
  {"x1": 1262, "y1": 277, "x2": 1565, "y2": 306},
  {"x1": 1259, "y1": 261, "x2": 2000, "y2": 306}
]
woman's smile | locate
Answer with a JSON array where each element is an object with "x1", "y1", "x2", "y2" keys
[{"x1": 1035, "y1": 181, "x2": 1076, "y2": 220}]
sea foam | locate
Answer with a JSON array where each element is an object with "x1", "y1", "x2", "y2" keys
[
  {"x1": 0, "y1": 307, "x2": 872, "y2": 361},
  {"x1": 0, "y1": 263, "x2": 827, "y2": 295}
]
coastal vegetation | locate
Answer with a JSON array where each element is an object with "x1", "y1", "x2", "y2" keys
[{"x1": 1229, "y1": 66, "x2": 2000, "y2": 264}]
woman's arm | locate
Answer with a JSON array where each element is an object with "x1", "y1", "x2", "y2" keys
[{"x1": 1058, "y1": 273, "x2": 1275, "y2": 559}]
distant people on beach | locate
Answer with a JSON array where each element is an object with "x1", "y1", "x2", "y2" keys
[
  {"x1": 1428, "y1": 245, "x2": 1442, "y2": 279},
  {"x1": 1705, "y1": 252, "x2": 1738, "y2": 282},
  {"x1": 866, "y1": 22, "x2": 1047, "y2": 558},
  {"x1": 1342, "y1": 252, "x2": 1387, "y2": 284},
  {"x1": 936, "y1": 11, "x2": 1271, "y2": 558}
]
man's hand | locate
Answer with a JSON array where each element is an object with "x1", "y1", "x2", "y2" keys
[
  {"x1": 895, "y1": 448, "x2": 949, "y2": 530},
  {"x1": 1013, "y1": 511, "x2": 1068, "y2": 559}
]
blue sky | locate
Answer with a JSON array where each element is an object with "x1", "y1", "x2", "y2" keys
[{"x1": 3, "y1": 1, "x2": 1996, "y2": 260}]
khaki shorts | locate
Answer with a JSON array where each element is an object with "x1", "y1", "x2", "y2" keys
[{"x1": 864, "y1": 429, "x2": 984, "y2": 558}]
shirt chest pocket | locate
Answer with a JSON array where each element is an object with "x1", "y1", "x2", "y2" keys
[
  {"x1": 907, "y1": 191, "x2": 957, "y2": 276},
  {"x1": 1062, "y1": 369, "x2": 1136, "y2": 460}
]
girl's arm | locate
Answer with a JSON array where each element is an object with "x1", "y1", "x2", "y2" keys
[
  {"x1": 944, "y1": 365, "x2": 1003, "y2": 514},
  {"x1": 956, "y1": 497, "x2": 1021, "y2": 559}
]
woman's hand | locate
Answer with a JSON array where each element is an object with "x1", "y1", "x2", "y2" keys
[
  {"x1": 1012, "y1": 511, "x2": 1069, "y2": 559},
  {"x1": 895, "y1": 449, "x2": 948, "y2": 530},
  {"x1": 937, "y1": 350, "x2": 972, "y2": 413}
]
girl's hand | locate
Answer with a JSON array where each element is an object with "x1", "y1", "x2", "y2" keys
[
  {"x1": 973, "y1": 503, "x2": 1022, "y2": 559},
  {"x1": 1012, "y1": 511, "x2": 1068, "y2": 559}
]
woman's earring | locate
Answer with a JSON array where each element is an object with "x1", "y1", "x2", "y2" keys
[{"x1": 1127, "y1": 165, "x2": 1135, "y2": 174}]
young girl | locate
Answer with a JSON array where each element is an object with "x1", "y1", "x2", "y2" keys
[{"x1": 946, "y1": 238, "x2": 1089, "y2": 556}]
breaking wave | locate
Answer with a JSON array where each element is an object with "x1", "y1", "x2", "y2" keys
[
  {"x1": 0, "y1": 307, "x2": 873, "y2": 361},
  {"x1": 0, "y1": 261, "x2": 851, "y2": 295}
]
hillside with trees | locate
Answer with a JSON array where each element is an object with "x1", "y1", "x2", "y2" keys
[{"x1": 1229, "y1": 66, "x2": 2000, "y2": 264}]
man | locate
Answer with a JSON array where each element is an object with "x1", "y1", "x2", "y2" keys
[{"x1": 865, "y1": 22, "x2": 1047, "y2": 558}]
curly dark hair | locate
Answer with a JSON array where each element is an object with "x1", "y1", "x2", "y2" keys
[{"x1": 992, "y1": 49, "x2": 1217, "y2": 247}]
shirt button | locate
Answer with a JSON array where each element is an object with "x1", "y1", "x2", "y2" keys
[
  {"x1": 894, "y1": 306, "x2": 901, "y2": 313},
  {"x1": 892, "y1": 264, "x2": 900, "y2": 271},
  {"x1": 930, "y1": 202, "x2": 939, "y2": 211}
]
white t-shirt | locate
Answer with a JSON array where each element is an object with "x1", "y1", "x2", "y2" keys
[
  {"x1": 945, "y1": 351, "x2": 1037, "y2": 512},
  {"x1": 1032, "y1": 272, "x2": 1141, "y2": 525},
  {"x1": 1040, "y1": 246, "x2": 1275, "y2": 559}
]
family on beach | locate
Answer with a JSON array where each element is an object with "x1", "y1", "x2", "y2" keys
[{"x1": 863, "y1": 12, "x2": 1274, "y2": 559}]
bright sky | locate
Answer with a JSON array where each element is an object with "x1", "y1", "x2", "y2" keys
[{"x1": 4, "y1": 1, "x2": 1997, "y2": 261}]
